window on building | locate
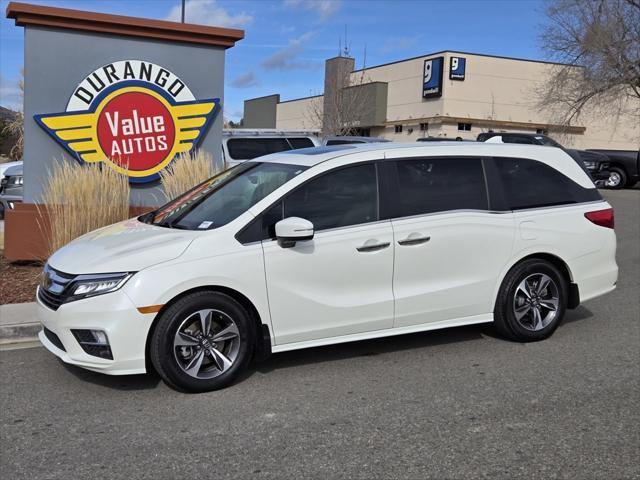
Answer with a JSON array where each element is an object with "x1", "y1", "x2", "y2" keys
[
  {"x1": 457, "y1": 123, "x2": 472, "y2": 131},
  {"x1": 395, "y1": 158, "x2": 488, "y2": 217},
  {"x1": 494, "y1": 157, "x2": 601, "y2": 210},
  {"x1": 395, "y1": 124, "x2": 403, "y2": 133},
  {"x1": 419, "y1": 123, "x2": 428, "y2": 131},
  {"x1": 284, "y1": 164, "x2": 379, "y2": 231}
]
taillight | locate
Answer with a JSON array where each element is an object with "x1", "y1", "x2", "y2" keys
[{"x1": 585, "y1": 208, "x2": 614, "y2": 229}]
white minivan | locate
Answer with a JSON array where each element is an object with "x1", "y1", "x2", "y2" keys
[{"x1": 37, "y1": 143, "x2": 618, "y2": 392}]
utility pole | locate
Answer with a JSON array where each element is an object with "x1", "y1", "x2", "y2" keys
[{"x1": 181, "y1": 0, "x2": 185, "y2": 23}]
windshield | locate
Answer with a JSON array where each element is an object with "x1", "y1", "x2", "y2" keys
[
  {"x1": 146, "y1": 162, "x2": 307, "y2": 230},
  {"x1": 535, "y1": 135, "x2": 563, "y2": 148}
]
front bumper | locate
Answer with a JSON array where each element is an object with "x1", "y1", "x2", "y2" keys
[{"x1": 37, "y1": 288, "x2": 156, "y2": 375}]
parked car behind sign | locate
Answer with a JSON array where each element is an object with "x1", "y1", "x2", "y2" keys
[
  {"x1": 222, "y1": 129, "x2": 320, "y2": 167},
  {"x1": 0, "y1": 162, "x2": 23, "y2": 219}
]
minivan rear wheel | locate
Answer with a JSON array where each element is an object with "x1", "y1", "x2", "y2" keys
[
  {"x1": 150, "y1": 291, "x2": 254, "y2": 392},
  {"x1": 494, "y1": 259, "x2": 567, "y2": 341}
]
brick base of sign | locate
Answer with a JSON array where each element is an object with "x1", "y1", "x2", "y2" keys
[{"x1": 4, "y1": 203, "x2": 153, "y2": 261}]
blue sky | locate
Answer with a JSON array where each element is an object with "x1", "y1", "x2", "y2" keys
[{"x1": 0, "y1": 0, "x2": 548, "y2": 121}]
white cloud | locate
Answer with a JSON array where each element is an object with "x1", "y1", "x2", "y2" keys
[
  {"x1": 262, "y1": 31, "x2": 318, "y2": 71},
  {"x1": 230, "y1": 71, "x2": 260, "y2": 88},
  {"x1": 166, "y1": 0, "x2": 253, "y2": 28},
  {"x1": 283, "y1": 0, "x2": 342, "y2": 21}
]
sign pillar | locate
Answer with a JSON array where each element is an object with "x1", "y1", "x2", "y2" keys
[{"x1": 5, "y1": 2, "x2": 243, "y2": 260}]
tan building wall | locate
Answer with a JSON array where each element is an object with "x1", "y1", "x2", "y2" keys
[
  {"x1": 263, "y1": 51, "x2": 639, "y2": 150},
  {"x1": 359, "y1": 52, "x2": 638, "y2": 149},
  {"x1": 275, "y1": 96, "x2": 322, "y2": 130}
]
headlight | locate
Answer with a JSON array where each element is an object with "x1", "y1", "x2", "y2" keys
[
  {"x1": 68, "y1": 272, "x2": 134, "y2": 301},
  {"x1": 582, "y1": 161, "x2": 596, "y2": 169},
  {"x1": 9, "y1": 175, "x2": 23, "y2": 185}
]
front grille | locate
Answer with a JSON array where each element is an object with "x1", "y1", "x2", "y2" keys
[
  {"x1": 38, "y1": 265, "x2": 77, "y2": 311},
  {"x1": 38, "y1": 287, "x2": 64, "y2": 311},
  {"x1": 43, "y1": 327, "x2": 66, "y2": 351}
]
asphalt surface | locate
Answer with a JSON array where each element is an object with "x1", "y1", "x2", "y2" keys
[{"x1": 1, "y1": 189, "x2": 639, "y2": 480}]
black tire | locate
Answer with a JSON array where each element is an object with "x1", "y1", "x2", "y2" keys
[
  {"x1": 605, "y1": 166, "x2": 627, "y2": 189},
  {"x1": 150, "y1": 291, "x2": 255, "y2": 392},
  {"x1": 493, "y1": 259, "x2": 567, "y2": 342}
]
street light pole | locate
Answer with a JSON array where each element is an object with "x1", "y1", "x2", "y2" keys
[{"x1": 181, "y1": 0, "x2": 185, "y2": 23}]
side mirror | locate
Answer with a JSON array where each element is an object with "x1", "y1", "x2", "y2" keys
[{"x1": 275, "y1": 217, "x2": 314, "y2": 248}]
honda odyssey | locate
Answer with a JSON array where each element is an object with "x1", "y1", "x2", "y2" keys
[{"x1": 37, "y1": 143, "x2": 618, "y2": 392}]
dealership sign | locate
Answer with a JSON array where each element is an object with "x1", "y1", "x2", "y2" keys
[
  {"x1": 423, "y1": 57, "x2": 444, "y2": 99},
  {"x1": 35, "y1": 60, "x2": 220, "y2": 183},
  {"x1": 449, "y1": 57, "x2": 466, "y2": 80}
]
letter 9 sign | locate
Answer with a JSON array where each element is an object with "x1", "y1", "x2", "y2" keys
[{"x1": 450, "y1": 57, "x2": 466, "y2": 81}]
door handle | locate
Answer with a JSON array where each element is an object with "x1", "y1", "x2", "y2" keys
[
  {"x1": 398, "y1": 236, "x2": 430, "y2": 246},
  {"x1": 356, "y1": 242, "x2": 390, "y2": 252}
]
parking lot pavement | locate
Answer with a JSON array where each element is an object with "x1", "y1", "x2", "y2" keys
[{"x1": 1, "y1": 190, "x2": 638, "y2": 480}]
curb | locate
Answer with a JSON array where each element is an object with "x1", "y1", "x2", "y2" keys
[{"x1": 0, "y1": 302, "x2": 40, "y2": 345}]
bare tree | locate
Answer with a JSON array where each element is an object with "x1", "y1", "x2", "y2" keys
[
  {"x1": 307, "y1": 62, "x2": 374, "y2": 137},
  {"x1": 538, "y1": 0, "x2": 640, "y2": 126},
  {"x1": 2, "y1": 69, "x2": 24, "y2": 160}
]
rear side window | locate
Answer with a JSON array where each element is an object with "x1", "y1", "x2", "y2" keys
[
  {"x1": 284, "y1": 163, "x2": 378, "y2": 231},
  {"x1": 494, "y1": 157, "x2": 601, "y2": 209},
  {"x1": 395, "y1": 157, "x2": 488, "y2": 217},
  {"x1": 226, "y1": 138, "x2": 292, "y2": 160},
  {"x1": 287, "y1": 137, "x2": 315, "y2": 149}
]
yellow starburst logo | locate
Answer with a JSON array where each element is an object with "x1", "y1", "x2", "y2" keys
[{"x1": 35, "y1": 78, "x2": 219, "y2": 183}]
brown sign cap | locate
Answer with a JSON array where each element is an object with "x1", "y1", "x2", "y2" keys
[{"x1": 6, "y1": 1, "x2": 244, "y2": 48}]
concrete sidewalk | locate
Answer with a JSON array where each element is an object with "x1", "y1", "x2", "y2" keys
[{"x1": 0, "y1": 302, "x2": 40, "y2": 345}]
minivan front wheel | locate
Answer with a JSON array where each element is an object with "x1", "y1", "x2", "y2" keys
[
  {"x1": 150, "y1": 291, "x2": 254, "y2": 392},
  {"x1": 494, "y1": 259, "x2": 567, "y2": 341}
]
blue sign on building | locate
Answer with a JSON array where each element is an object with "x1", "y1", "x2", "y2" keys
[
  {"x1": 450, "y1": 56, "x2": 466, "y2": 80},
  {"x1": 423, "y1": 57, "x2": 444, "y2": 98}
]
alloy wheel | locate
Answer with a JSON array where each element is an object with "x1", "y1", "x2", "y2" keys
[
  {"x1": 513, "y1": 273, "x2": 559, "y2": 331},
  {"x1": 173, "y1": 309, "x2": 241, "y2": 379},
  {"x1": 606, "y1": 171, "x2": 621, "y2": 188}
]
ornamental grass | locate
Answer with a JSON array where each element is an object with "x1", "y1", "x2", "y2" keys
[
  {"x1": 38, "y1": 160, "x2": 130, "y2": 258},
  {"x1": 160, "y1": 150, "x2": 222, "y2": 201}
]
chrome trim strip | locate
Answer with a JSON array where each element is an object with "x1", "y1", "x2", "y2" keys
[{"x1": 508, "y1": 199, "x2": 606, "y2": 214}]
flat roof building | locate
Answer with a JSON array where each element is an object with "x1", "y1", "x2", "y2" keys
[{"x1": 243, "y1": 50, "x2": 638, "y2": 150}]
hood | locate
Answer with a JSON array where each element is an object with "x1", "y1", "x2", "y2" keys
[
  {"x1": 0, "y1": 160, "x2": 22, "y2": 179},
  {"x1": 48, "y1": 218, "x2": 197, "y2": 274},
  {"x1": 3, "y1": 164, "x2": 23, "y2": 176}
]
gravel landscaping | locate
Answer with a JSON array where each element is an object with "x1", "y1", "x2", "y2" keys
[{"x1": 0, "y1": 254, "x2": 41, "y2": 304}]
